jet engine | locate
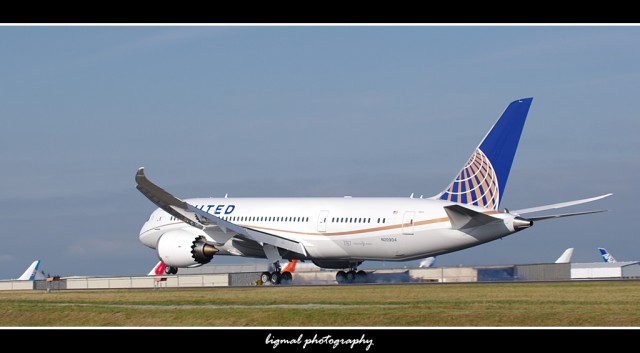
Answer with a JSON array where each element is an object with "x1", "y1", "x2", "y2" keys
[{"x1": 156, "y1": 230, "x2": 218, "y2": 267}]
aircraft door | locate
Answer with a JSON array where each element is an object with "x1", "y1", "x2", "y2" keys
[
  {"x1": 317, "y1": 210, "x2": 330, "y2": 232},
  {"x1": 402, "y1": 211, "x2": 415, "y2": 235}
]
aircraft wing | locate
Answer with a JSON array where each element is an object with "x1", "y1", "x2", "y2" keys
[
  {"x1": 511, "y1": 194, "x2": 612, "y2": 215},
  {"x1": 135, "y1": 167, "x2": 307, "y2": 256}
]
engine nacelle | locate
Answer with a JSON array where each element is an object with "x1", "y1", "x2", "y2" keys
[{"x1": 156, "y1": 230, "x2": 218, "y2": 268}]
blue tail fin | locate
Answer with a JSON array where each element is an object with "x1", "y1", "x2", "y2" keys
[
  {"x1": 598, "y1": 247, "x2": 617, "y2": 263},
  {"x1": 436, "y1": 98, "x2": 533, "y2": 210}
]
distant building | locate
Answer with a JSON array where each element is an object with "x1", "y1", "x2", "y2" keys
[
  {"x1": 177, "y1": 263, "x2": 269, "y2": 275},
  {"x1": 571, "y1": 261, "x2": 640, "y2": 279}
]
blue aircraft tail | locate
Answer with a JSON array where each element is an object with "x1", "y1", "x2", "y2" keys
[
  {"x1": 598, "y1": 247, "x2": 617, "y2": 263},
  {"x1": 436, "y1": 98, "x2": 533, "y2": 210}
]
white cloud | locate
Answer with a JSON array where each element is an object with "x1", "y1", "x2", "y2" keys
[
  {"x1": 67, "y1": 238, "x2": 132, "y2": 256},
  {"x1": 80, "y1": 27, "x2": 242, "y2": 66},
  {"x1": 0, "y1": 254, "x2": 13, "y2": 262}
]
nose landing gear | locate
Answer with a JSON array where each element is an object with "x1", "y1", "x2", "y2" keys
[{"x1": 165, "y1": 266, "x2": 178, "y2": 275}]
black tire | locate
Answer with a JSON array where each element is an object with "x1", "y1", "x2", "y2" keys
[
  {"x1": 166, "y1": 267, "x2": 178, "y2": 275},
  {"x1": 260, "y1": 271, "x2": 272, "y2": 283},
  {"x1": 336, "y1": 270, "x2": 347, "y2": 284},
  {"x1": 356, "y1": 270, "x2": 367, "y2": 283},
  {"x1": 282, "y1": 271, "x2": 293, "y2": 282},
  {"x1": 346, "y1": 270, "x2": 356, "y2": 283},
  {"x1": 271, "y1": 271, "x2": 282, "y2": 285}
]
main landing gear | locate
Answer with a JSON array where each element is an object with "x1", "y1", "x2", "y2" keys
[
  {"x1": 335, "y1": 267, "x2": 367, "y2": 284},
  {"x1": 260, "y1": 262, "x2": 293, "y2": 285}
]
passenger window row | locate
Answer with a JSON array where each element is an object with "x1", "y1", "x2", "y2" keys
[{"x1": 331, "y1": 217, "x2": 386, "y2": 224}]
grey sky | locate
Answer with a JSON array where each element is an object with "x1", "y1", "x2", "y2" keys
[{"x1": 0, "y1": 25, "x2": 635, "y2": 279}]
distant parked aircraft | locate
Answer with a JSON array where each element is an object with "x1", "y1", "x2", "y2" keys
[
  {"x1": 419, "y1": 257, "x2": 436, "y2": 268},
  {"x1": 598, "y1": 248, "x2": 617, "y2": 263},
  {"x1": 17, "y1": 260, "x2": 47, "y2": 280},
  {"x1": 148, "y1": 261, "x2": 167, "y2": 275},
  {"x1": 555, "y1": 248, "x2": 574, "y2": 263}
]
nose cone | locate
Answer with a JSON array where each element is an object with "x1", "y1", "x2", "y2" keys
[
  {"x1": 139, "y1": 220, "x2": 150, "y2": 237},
  {"x1": 139, "y1": 221, "x2": 158, "y2": 248}
]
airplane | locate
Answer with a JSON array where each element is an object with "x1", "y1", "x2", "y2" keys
[
  {"x1": 135, "y1": 97, "x2": 611, "y2": 285},
  {"x1": 17, "y1": 260, "x2": 47, "y2": 281},
  {"x1": 554, "y1": 248, "x2": 574, "y2": 264},
  {"x1": 148, "y1": 261, "x2": 167, "y2": 275},
  {"x1": 419, "y1": 257, "x2": 436, "y2": 268},
  {"x1": 281, "y1": 259, "x2": 298, "y2": 274},
  {"x1": 598, "y1": 247, "x2": 617, "y2": 263}
]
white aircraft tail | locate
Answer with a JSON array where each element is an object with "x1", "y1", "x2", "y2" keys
[
  {"x1": 17, "y1": 260, "x2": 46, "y2": 280},
  {"x1": 554, "y1": 248, "x2": 574, "y2": 263},
  {"x1": 598, "y1": 248, "x2": 617, "y2": 263},
  {"x1": 419, "y1": 257, "x2": 437, "y2": 268}
]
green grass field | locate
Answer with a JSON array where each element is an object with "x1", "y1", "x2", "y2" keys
[{"x1": 1, "y1": 281, "x2": 640, "y2": 327}]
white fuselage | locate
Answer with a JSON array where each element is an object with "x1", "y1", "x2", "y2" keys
[{"x1": 139, "y1": 197, "x2": 522, "y2": 263}]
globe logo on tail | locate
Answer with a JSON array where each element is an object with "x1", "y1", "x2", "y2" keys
[{"x1": 439, "y1": 148, "x2": 500, "y2": 210}]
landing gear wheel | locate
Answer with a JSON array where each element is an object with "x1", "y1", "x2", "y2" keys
[
  {"x1": 346, "y1": 270, "x2": 357, "y2": 283},
  {"x1": 270, "y1": 271, "x2": 282, "y2": 285},
  {"x1": 260, "y1": 272, "x2": 272, "y2": 283},
  {"x1": 336, "y1": 270, "x2": 347, "y2": 284},
  {"x1": 165, "y1": 267, "x2": 178, "y2": 275},
  {"x1": 281, "y1": 271, "x2": 293, "y2": 283},
  {"x1": 356, "y1": 270, "x2": 367, "y2": 283}
]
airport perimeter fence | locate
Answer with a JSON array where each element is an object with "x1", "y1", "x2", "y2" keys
[{"x1": 0, "y1": 263, "x2": 579, "y2": 291}]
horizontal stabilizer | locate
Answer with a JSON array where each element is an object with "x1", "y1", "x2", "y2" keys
[
  {"x1": 444, "y1": 204, "x2": 501, "y2": 230},
  {"x1": 526, "y1": 210, "x2": 607, "y2": 221},
  {"x1": 512, "y1": 194, "x2": 612, "y2": 215}
]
